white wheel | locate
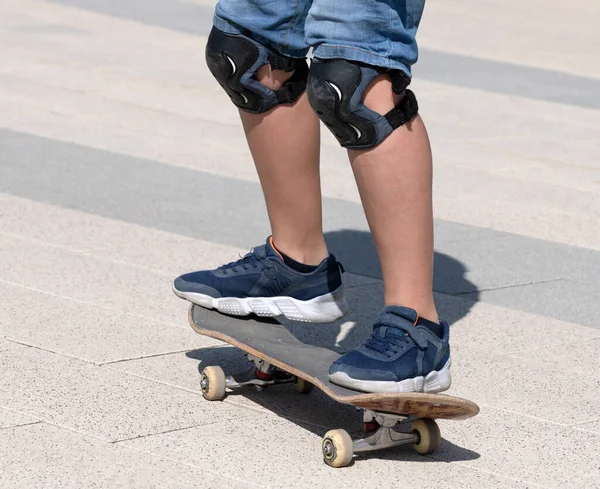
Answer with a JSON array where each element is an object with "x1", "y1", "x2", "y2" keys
[
  {"x1": 294, "y1": 377, "x2": 314, "y2": 394},
  {"x1": 200, "y1": 366, "x2": 226, "y2": 401},
  {"x1": 410, "y1": 418, "x2": 441, "y2": 455},
  {"x1": 322, "y1": 429, "x2": 353, "y2": 468}
]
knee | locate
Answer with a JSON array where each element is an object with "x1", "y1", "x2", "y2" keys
[
  {"x1": 306, "y1": 59, "x2": 419, "y2": 149},
  {"x1": 205, "y1": 27, "x2": 309, "y2": 113}
]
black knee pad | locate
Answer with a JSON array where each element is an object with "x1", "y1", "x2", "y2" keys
[
  {"x1": 306, "y1": 59, "x2": 419, "y2": 149},
  {"x1": 205, "y1": 27, "x2": 309, "y2": 114}
]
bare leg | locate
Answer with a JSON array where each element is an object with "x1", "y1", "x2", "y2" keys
[
  {"x1": 349, "y1": 74, "x2": 438, "y2": 322},
  {"x1": 239, "y1": 65, "x2": 328, "y2": 265}
]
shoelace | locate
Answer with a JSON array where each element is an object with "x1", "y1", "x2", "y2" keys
[
  {"x1": 218, "y1": 248, "x2": 273, "y2": 275},
  {"x1": 363, "y1": 322, "x2": 428, "y2": 358}
]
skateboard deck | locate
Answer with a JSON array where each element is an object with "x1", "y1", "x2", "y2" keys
[{"x1": 189, "y1": 305, "x2": 479, "y2": 421}]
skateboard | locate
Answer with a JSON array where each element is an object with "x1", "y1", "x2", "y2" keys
[{"x1": 188, "y1": 304, "x2": 479, "y2": 467}]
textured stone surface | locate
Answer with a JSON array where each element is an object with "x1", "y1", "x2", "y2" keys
[
  {"x1": 0, "y1": 339, "x2": 27, "y2": 353},
  {"x1": 123, "y1": 414, "x2": 530, "y2": 488},
  {"x1": 436, "y1": 408, "x2": 600, "y2": 488},
  {"x1": 0, "y1": 408, "x2": 39, "y2": 430},
  {"x1": 0, "y1": 422, "x2": 246, "y2": 489},
  {"x1": 0, "y1": 348, "x2": 253, "y2": 441},
  {"x1": 0, "y1": 282, "x2": 219, "y2": 364},
  {"x1": 447, "y1": 346, "x2": 600, "y2": 425}
]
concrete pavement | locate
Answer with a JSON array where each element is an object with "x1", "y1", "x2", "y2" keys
[{"x1": 0, "y1": 0, "x2": 599, "y2": 487}]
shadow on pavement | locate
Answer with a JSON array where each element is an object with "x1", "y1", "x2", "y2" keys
[
  {"x1": 186, "y1": 345, "x2": 480, "y2": 463},
  {"x1": 325, "y1": 229, "x2": 479, "y2": 325},
  {"x1": 279, "y1": 229, "x2": 479, "y2": 353}
]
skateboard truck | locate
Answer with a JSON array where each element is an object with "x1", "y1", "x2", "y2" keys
[
  {"x1": 355, "y1": 410, "x2": 425, "y2": 453},
  {"x1": 199, "y1": 355, "x2": 312, "y2": 399},
  {"x1": 321, "y1": 410, "x2": 440, "y2": 467}
]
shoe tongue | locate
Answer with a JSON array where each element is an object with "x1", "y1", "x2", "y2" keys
[{"x1": 375, "y1": 306, "x2": 418, "y2": 329}]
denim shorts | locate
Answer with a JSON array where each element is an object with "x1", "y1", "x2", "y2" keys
[{"x1": 213, "y1": 0, "x2": 426, "y2": 76}]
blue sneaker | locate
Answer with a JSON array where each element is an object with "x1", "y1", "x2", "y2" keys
[
  {"x1": 173, "y1": 237, "x2": 348, "y2": 322},
  {"x1": 329, "y1": 306, "x2": 451, "y2": 393}
]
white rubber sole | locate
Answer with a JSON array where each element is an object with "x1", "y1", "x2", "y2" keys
[
  {"x1": 173, "y1": 285, "x2": 349, "y2": 323},
  {"x1": 329, "y1": 358, "x2": 452, "y2": 394}
]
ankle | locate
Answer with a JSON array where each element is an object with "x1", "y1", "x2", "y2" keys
[
  {"x1": 271, "y1": 235, "x2": 329, "y2": 266},
  {"x1": 384, "y1": 296, "x2": 439, "y2": 324}
]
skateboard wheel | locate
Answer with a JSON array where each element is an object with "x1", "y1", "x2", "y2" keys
[
  {"x1": 294, "y1": 377, "x2": 314, "y2": 394},
  {"x1": 200, "y1": 366, "x2": 226, "y2": 401},
  {"x1": 322, "y1": 429, "x2": 353, "y2": 468},
  {"x1": 410, "y1": 418, "x2": 441, "y2": 455}
]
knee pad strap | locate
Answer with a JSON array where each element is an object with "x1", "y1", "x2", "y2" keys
[
  {"x1": 307, "y1": 59, "x2": 419, "y2": 149},
  {"x1": 205, "y1": 27, "x2": 308, "y2": 114}
]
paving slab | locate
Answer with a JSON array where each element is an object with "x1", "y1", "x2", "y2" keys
[
  {"x1": 0, "y1": 193, "x2": 115, "y2": 252},
  {"x1": 0, "y1": 194, "x2": 248, "y2": 272},
  {"x1": 427, "y1": 118, "x2": 600, "y2": 186},
  {"x1": 574, "y1": 420, "x2": 600, "y2": 435},
  {"x1": 39, "y1": 0, "x2": 214, "y2": 40},
  {"x1": 447, "y1": 346, "x2": 599, "y2": 426},
  {"x1": 91, "y1": 273, "x2": 196, "y2": 326},
  {"x1": 433, "y1": 195, "x2": 600, "y2": 253},
  {"x1": 436, "y1": 163, "x2": 600, "y2": 219},
  {"x1": 0, "y1": 347, "x2": 252, "y2": 441},
  {"x1": 429, "y1": 134, "x2": 600, "y2": 192},
  {"x1": 434, "y1": 232, "x2": 600, "y2": 292},
  {"x1": 0, "y1": 282, "x2": 218, "y2": 364},
  {"x1": 0, "y1": 193, "x2": 232, "y2": 260},
  {"x1": 436, "y1": 408, "x2": 600, "y2": 489},
  {"x1": 0, "y1": 128, "x2": 276, "y2": 252},
  {"x1": 504, "y1": 338, "x2": 600, "y2": 379},
  {"x1": 0, "y1": 234, "x2": 149, "y2": 301},
  {"x1": 419, "y1": 81, "x2": 600, "y2": 137},
  {"x1": 434, "y1": 294, "x2": 600, "y2": 355},
  {"x1": 121, "y1": 414, "x2": 528, "y2": 488},
  {"x1": 417, "y1": 0, "x2": 600, "y2": 78},
  {"x1": 0, "y1": 234, "x2": 188, "y2": 325},
  {"x1": 0, "y1": 339, "x2": 27, "y2": 353},
  {"x1": 0, "y1": 407, "x2": 39, "y2": 429},
  {"x1": 462, "y1": 279, "x2": 600, "y2": 329},
  {"x1": 433, "y1": 220, "x2": 509, "y2": 245},
  {"x1": 0, "y1": 422, "x2": 247, "y2": 489},
  {"x1": 0, "y1": 0, "x2": 210, "y2": 82},
  {"x1": 0, "y1": 69, "x2": 247, "y2": 155},
  {"x1": 437, "y1": 169, "x2": 600, "y2": 234}
]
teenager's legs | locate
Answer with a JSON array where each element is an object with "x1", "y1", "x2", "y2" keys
[
  {"x1": 212, "y1": 0, "x2": 327, "y2": 264},
  {"x1": 306, "y1": 0, "x2": 437, "y2": 322},
  {"x1": 239, "y1": 71, "x2": 328, "y2": 266},
  {"x1": 173, "y1": 0, "x2": 348, "y2": 322},
  {"x1": 350, "y1": 76, "x2": 437, "y2": 322},
  {"x1": 306, "y1": 0, "x2": 449, "y2": 393}
]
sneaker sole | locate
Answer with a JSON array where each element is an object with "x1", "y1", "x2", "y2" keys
[
  {"x1": 328, "y1": 358, "x2": 452, "y2": 394},
  {"x1": 172, "y1": 285, "x2": 349, "y2": 323}
]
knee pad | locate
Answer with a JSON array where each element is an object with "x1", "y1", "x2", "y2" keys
[
  {"x1": 307, "y1": 59, "x2": 419, "y2": 149},
  {"x1": 205, "y1": 27, "x2": 309, "y2": 114}
]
